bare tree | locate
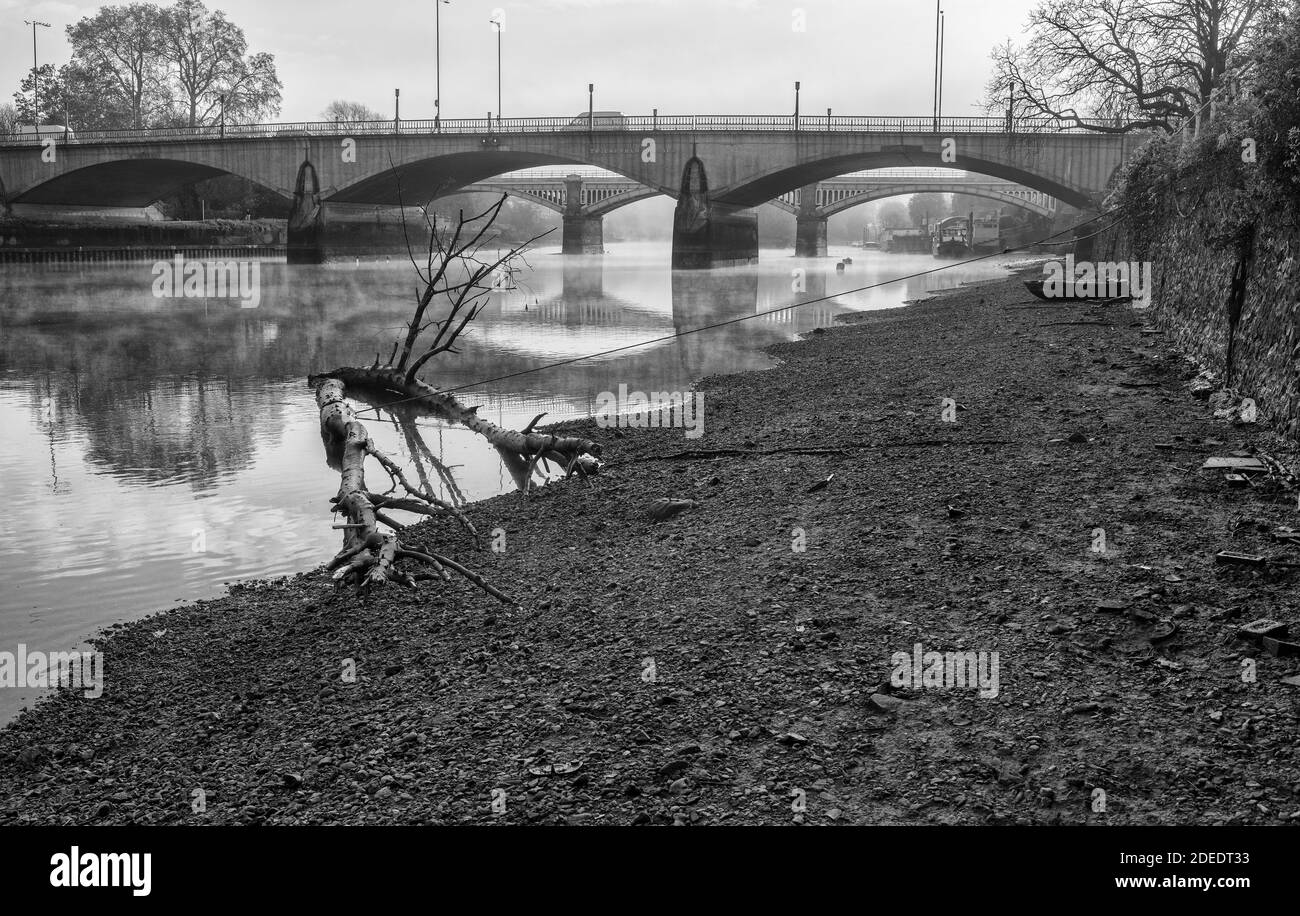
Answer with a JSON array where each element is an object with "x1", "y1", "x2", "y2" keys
[
  {"x1": 986, "y1": 0, "x2": 1267, "y2": 133},
  {"x1": 322, "y1": 100, "x2": 385, "y2": 123}
]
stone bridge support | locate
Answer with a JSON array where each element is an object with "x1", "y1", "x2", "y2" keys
[
  {"x1": 672, "y1": 157, "x2": 759, "y2": 269},
  {"x1": 287, "y1": 158, "x2": 324, "y2": 264},
  {"x1": 794, "y1": 183, "x2": 828, "y2": 257},
  {"x1": 562, "y1": 174, "x2": 605, "y2": 255}
]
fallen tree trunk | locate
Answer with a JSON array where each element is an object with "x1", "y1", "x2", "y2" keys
[
  {"x1": 315, "y1": 365, "x2": 603, "y2": 485},
  {"x1": 314, "y1": 378, "x2": 514, "y2": 605}
]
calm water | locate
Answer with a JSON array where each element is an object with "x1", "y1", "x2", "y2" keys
[{"x1": 0, "y1": 242, "x2": 1015, "y2": 722}]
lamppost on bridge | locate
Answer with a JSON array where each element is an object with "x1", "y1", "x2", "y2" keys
[
  {"x1": 23, "y1": 20, "x2": 51, "y2": 128},
  {"x1": 794, "y1": 81, "x2": 801, "y2": 131},
  {"x1": 932, "y1": 1, "x2": 940, "y2": 131},
  {"x1": 219, "y1": 94, "x2": 226, "y2": 138},
  {"x1": 588, "y1": 83, "x2": 594, "y2": 136},
  {"x1": 937, "y1": 10, "x2": 946, "y2": 128},
  {"x1": 435, "y1": 0, "x2": 451, "y2": 131},
  {"x1": 489, "y1": 15, "x2": 502, "y2": 125}
]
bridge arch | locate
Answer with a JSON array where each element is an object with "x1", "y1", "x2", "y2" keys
[
  {"x1": 771, "y1": 184, "x2": 1057, "y2": 219},
  {"x1": 712, "y1": 153, "x2": 1103, "y2": 212},
  {"x1": 328, "y1": 151, "x2": 673, "y2": 206},
  {"x1": 10, "y1": 157, "x2": 291, "y2": 207}
]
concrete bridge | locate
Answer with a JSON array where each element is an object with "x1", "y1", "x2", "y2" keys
[{"x1": 0, "y1": 114, "x2": 1139, "y2": 265}]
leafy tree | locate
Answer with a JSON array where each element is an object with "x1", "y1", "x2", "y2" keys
[
  {"x1": 877, "y1": 200, "x2": 909, "y2": 228},
  {"x1": 66, "y1": 3, "x2": 167, "y2": 129},
  {"x1": 908, "y1": 192, "x2": 950, "y2": 226},
  {"x1": 158, "y1": 0, "x2": 281, "y2": 127},
  {"x1": 11, "y1": 65, "x2": 62, "y2": 125},
  {"x1": 1247, "y1": 0, "x2": 1300, "y2": 201}
]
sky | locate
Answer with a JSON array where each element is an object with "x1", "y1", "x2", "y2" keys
[{"x1": 1, "y1": 0, "x2": 1041, "y2": 124}]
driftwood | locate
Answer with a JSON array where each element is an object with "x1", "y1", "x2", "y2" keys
[
  {"x1": 307, "y1": 192, "x2": 600, "y2": 607},
  {"x1": 317, "y1": 366, "x2": 602, "y2": 485},
  {"x1": 314, "y1": 377, "x2": 513, "y2": 604}
]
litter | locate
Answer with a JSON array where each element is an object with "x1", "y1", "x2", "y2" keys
[
  {"x1": 527, "y1": 761, "x2": 584, "y2": 777},
  {"x1": 1201, "y1": 456, "x2": 1268, "y2": 472},
  {"x1": 1215, "y1": 551, "x2": 1267, "y2": 567}
]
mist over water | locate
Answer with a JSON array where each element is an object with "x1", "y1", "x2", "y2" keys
[{"x1": 0, "y1": 241, "x2": 1014, "y2": 722}]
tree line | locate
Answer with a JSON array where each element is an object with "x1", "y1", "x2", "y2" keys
[{"x1": 3, "y1": 0, "x2": 280, "y2": 132}]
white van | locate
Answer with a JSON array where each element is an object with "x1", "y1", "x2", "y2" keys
[{"x1": 7, "y1": 124, "x2": 77, "y2": 145}]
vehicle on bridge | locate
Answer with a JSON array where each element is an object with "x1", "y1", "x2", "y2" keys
[
  {"x1": 565, "y1": 111, "x2": 626, "y2": 130},
  {"x1": 7, "y1": 124, "x2": 77, "y2": 145}
]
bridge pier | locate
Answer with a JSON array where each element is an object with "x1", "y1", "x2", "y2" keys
[
  {"x1": 672, "y1": 157, "x2": 758, "y2": 269},
  {"x1": 561, "y1": 174, "x2": 603, "y2": 255},
  {"x1": 795, "y1": 215, "x2": 828, "y2": 257},
  {"x1": 562, "y1": 214, "x2": 604, "y2": 255},
  {"x1": 793, "y1": 182, "x2": 828, "y2": 257},
  {"x1": 287, "y1": 158, "x2": 324, "y2": 264}
]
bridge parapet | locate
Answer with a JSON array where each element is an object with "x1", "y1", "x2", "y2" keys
[{"x1": 0, "y1": 114, "x2": 1127, "y2": 147}]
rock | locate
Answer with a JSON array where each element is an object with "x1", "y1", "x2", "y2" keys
[
  {"x1": 1262, "y1": 637, "x2": 1300, "y2": 658},
  {"x1": 869, "y1": 694, "x2": 904, "y2": 712},
  {"x1": 1238, "y1": 619, "x2": 1289, "y2": 642},
  {"x1": 1067, "y1": 432, "x2": 1088, "y2": 443},
  {"x1": 282, "y1": 772, "x2": 303, "y2": 790},
  {"x1": 647, "y1": 498, "x2": 698, "y2": 523}
]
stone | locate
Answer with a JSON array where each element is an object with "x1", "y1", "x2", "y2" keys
[{"x1": 1237, "y1": 619, "x2": 1288, "y2": 641}]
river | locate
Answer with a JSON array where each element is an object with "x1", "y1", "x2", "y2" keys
[{"x1": 0, "y1": 241, "x2": 1017, "y2": 723}]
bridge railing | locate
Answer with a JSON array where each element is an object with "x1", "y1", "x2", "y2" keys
[{"x1": 0, "y1": 114, "x2": 1125, "y2": 146}]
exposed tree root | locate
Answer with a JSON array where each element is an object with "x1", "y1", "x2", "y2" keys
[{"x1": 314, "y1": 378, "x2": 514, "y2": 606}]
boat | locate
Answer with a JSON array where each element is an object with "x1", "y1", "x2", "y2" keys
[
  {"x1": 932, "y1": 215, "x2": 971, "y2": 258},
  {"x1": 1023, "y1": 278, "x2": 1132, "y2": 302}
]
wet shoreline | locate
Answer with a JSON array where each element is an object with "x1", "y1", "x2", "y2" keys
[{"x1": 4, "y1": 267, "x2": 1298, "y2": 826}]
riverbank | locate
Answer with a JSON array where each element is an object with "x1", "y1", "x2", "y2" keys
[{"x1": 3, "y1": 269, "x2": 1299, "y2": 826}]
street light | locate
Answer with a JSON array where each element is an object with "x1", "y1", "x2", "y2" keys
[
  {"x1": 588, "y1": 82, "x2": 594, "y2": 135},
  {"x1": 794, "y1": 81, "x2": 801, "y2": 131},
  {"x1": 489, "y1": 17, "x2": 502, "y2": 125},
  {"x1": 435, "y1": 0, "x2": 451, "y2": 131},
  {"x1": 219, "y1": 94, "x2": 226, "y2": 138},
  {"x1": 937, "y1": 11, "x2": 945, "y2": 128},
  {"x1": 23, "y1": 20, "x2": 51, "y2": 127},
  {"x1": 932, "y1": 2, "x2": 941, "y2": 130}
]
